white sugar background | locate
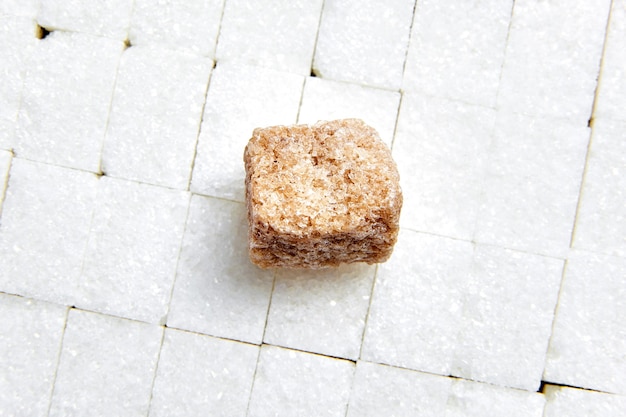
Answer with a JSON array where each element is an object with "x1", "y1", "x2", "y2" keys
[{"x1": 0, "y1": 0, "x2": 625, "y2": 415}]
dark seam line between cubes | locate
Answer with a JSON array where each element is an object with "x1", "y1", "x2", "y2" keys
[
  {"x1": 186, "y1": 60, "x2": 215, "y2": 192},
  {"x1": 145, "y1": 327, "x2": 167, "y2": 417},
  {"x1": 308, "y1": 0, "x2": 327, "y2": 78},
  {"x1": 44, "y1": 306, "x2": 71, "y2": 417},
  {"x1": 568, "y1": 0, "x2": 614, "y2": 250},
  {"x1": 492, "y1": 0, "x2": 517, "y2": 108}
]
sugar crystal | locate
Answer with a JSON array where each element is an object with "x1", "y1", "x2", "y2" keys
[{"x1": 244, "y1": 119, "x2": 402, "y2": 269}]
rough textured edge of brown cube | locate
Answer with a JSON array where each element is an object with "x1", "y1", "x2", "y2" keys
[{"x1": 244, "y1": 119, "x2": 402, "y2": 269}]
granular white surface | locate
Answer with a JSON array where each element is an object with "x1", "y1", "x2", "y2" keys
[{"x1": 0, "y1": 0, "x2": 625, "y2": 415}]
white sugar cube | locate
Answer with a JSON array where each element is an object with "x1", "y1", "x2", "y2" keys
[
  {"x1": 216, "y1": 0, "x2": 323, "y2": 75},
  {"x1": 78, "y1": 177, "x2": 189, "y2": 324},
  {"x1": 314, "y1": 0, "x2": 414, "y2": 89},
  {"x1": 0, "y1": 294, "x2": 67, "y2": 416},
  {"x1": 544, "y1": 250, "x2": 626, "y2": 394},
  {"x1": 168, "y1": 195, "x2": 274, "y2": 344},
  {"x1": 498, "y1": 0, "x2": 611, "y2": 125},
  {"x1": 393, "y1": 93, "x2": 495, "y2": 240},
  {"x1": 247, "y1": 345, "x2": 354, "y2": 417},
  {"x1": 475, "y1": 111, "x2": 589, "y2": 258},
  {"x1": 38, "y1": 0, "x2": 134, "y2": 40},
  {"x1": 0, "y1": 17, "x2": 38, "y2": 150},
  {"x1": 0, "y1": 159, "x2": 98, "y2": 305},
  {"x1": 346, "y1": 361, "x2": 451, "y2": 417},
  {"x1": 403, "y1": 0, "x2": 511, "y2": 107},
  {"x1": 264, "y1": 263, "x2": 375, "y2": 360},
  {"x1": 101, "y1": 46, "x2": 212, "y2": 189},
  {"x1": 149, "y1": 329, "x2": 258, "y2": 417},
  {"x1": 451, "y1": 245, "x2": 563, "y2": 391},
  {"x1": 48, "y1": 309, "x2": 162, "y2": 417},
  {"x1": 129, "y1": 0, "x2": 224, "y2": 57},
  {"x1": 16, "y1": 31, "x2": 123, "y2": 172},
  {"x1": 362, "y1": 229, "x2": 473, "y2": 375}
]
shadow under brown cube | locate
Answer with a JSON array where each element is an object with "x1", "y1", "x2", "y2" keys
[{"x1": 244, "y1": 119, "x2": 402, "y2": 269}]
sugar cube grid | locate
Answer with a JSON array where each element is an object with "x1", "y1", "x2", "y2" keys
[{"x1": 1, "y1": 0, "x2": 625, "y2": 414}]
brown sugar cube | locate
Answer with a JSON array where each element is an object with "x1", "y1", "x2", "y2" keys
[{"x1": 243, "y1": 119, "x2": 402, "y2": 269}]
